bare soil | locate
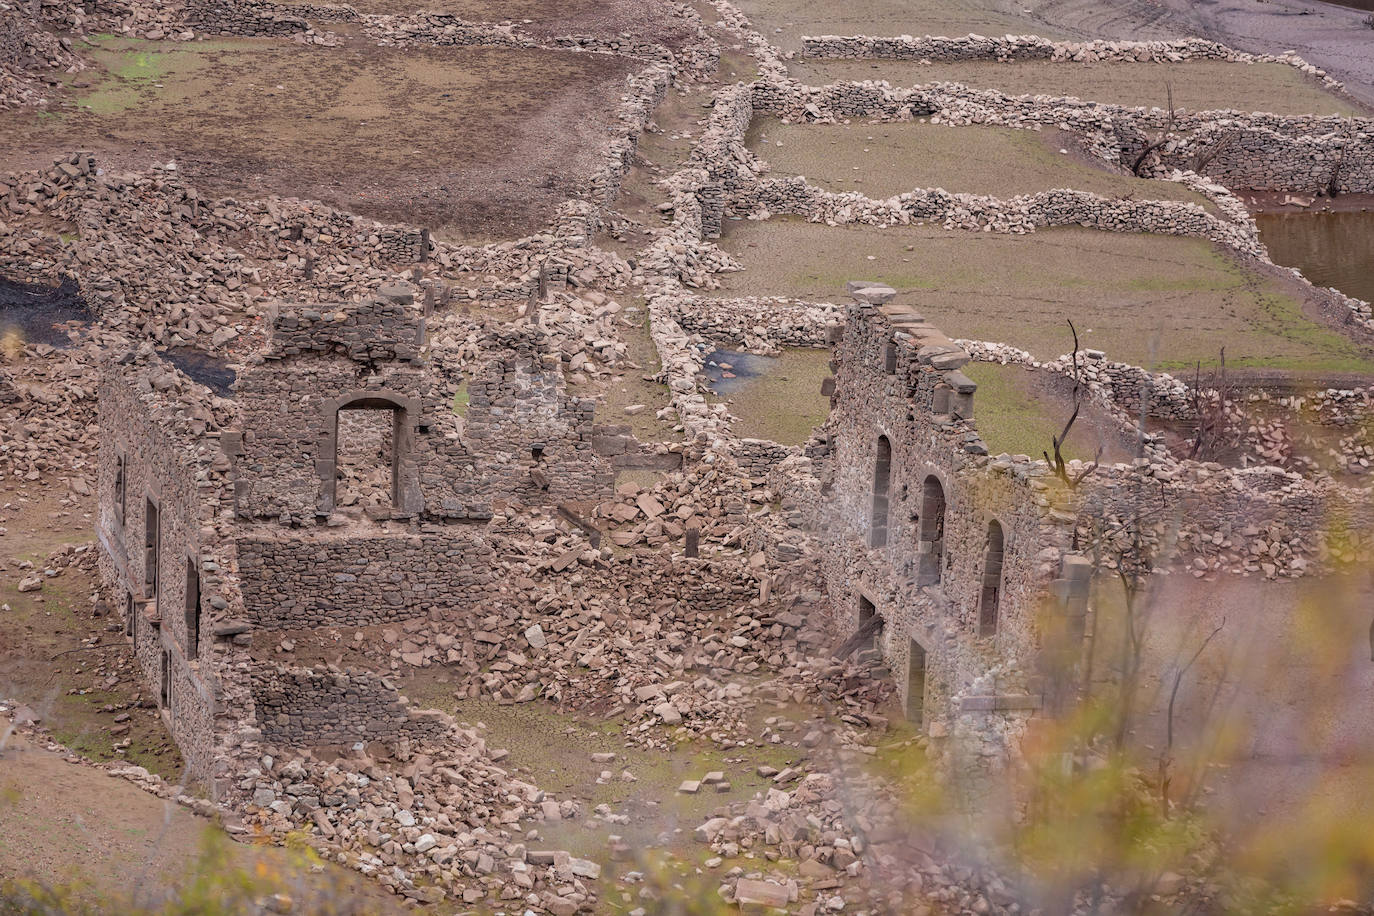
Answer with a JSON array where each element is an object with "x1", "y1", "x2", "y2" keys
[
  {"x1": 748, "y1": 119, "x2": 1218, "y2": 210},
  {"x1": 0, "y1": 485, "x2": 189, "y2": 782},
  {"x1": 0, "y1": 733, "x2": 404, "y2": 911},
  {"x1": 0, "y1": 37, "x2": 636, "y2": 239},
  {"x1": 711, "y1": 218, "x2": 1374, "y2": 375},
  {"x1": 786, "y1": 58, "x2": 1366, "y2": 118}
]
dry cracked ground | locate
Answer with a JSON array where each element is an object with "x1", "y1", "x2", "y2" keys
[{"x1": 2, "y1": 0, "x2": 1374, "y2": 913}]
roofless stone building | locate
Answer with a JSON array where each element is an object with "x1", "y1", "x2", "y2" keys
[{"x1": 95, "y1": 287, "x2": 611, "y2": 791}]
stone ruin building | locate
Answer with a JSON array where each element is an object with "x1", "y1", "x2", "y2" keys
[
  {"x1": 810, "y1": 288, "x2": 1374, "y2": 781},
  {"x1": 95, "y1": 286, "x2": 612, "y2": 792}
]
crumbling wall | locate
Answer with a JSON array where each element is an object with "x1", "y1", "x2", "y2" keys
[
  {"x1": 250, "y1": 663, "x2": 450, "y2": 745},
  {"x1": 819, "y1": 298, "x2": 1073, "y2": 731},
  {"x1": 235, "y1": 531, "x2": 498, "y2": 628},
  {"x1": 96, "y1": 359, "x2": 231, "y2": 783},
  {"x1": 228, "y1": 296, "x2": 612, "y2": 522}
]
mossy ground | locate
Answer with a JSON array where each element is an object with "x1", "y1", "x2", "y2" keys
[
  {"x1": 748, "y1": 118, "x2": 1217, "y2": 210},
  {"x1": 706, "y1": 348, "x2": 833, "y2": 446},
  {"x1": 712, "y1": 219, "x2": 1374, "y2": 375}
]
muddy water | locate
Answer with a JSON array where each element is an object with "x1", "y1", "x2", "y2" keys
[{"x1": 1254, "y1": 210, "x2": 1374, "y2": 304}]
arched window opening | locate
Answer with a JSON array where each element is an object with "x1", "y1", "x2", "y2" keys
[
  {"x1": 979, "y1": 521, "x2": 1005, "y2": 636},
  {"x1": 336, "y1": 402, "x2": 402, "y2": 512},
  {"x1": 114, "y1": 453, "x2": 127, "y2": 524},
  {"x1": 185, "y1": 557, "x2": 201, "y2": 659},
  {"x1": 160, "y1": 649, "x2": 172, "y2": 713},
  {"x1": 870, "y1": 436, "x2": 892, "y2": 548},
  {"x1": 144, "y1": 497, "x2": 160, "y2": 599},
  {"x1": 918, "y1": 475, "x2": 946, "y2": 585}
]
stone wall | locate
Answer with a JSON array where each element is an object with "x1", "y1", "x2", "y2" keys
[
  {"x1": 799, "y1": 34, "x2": 1335, "y2": 81},
  {"x1": 229, "y1": 295, "x2": 611, "y2": 522},
  {"x1": 95, "y1": 358, "x2": 233, "y2": 784},
  {"x1": 183, "y1": 0, "x2": 311, "y2": 36},
  {"x1": 250, "y1": 663, "x2": 450, "y2": 745},
  {"x1": 235, "y1": 531, "x2": 498, "y2": 629}
]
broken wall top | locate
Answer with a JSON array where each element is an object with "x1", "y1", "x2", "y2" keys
[{"x1": 265, "y1": 287, "x2": 424, "y2": 362}]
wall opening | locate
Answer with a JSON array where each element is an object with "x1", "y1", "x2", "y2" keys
[
  {"x1": 114, "y1": 453, "x2": 127, "y2": 524},
  {"x1": 185, "y1": 557, "x2": 201, "y2": 659},
  {"x1": 159, "y1": 648, "x2": 172, "y2": 712},
  {"x1": 144, "y1": 497, "x2": 160, "y2": 600},
  {"x1": 125, "y1": 590, "x2": 135, "y2": 639},
  {"x1": 336, "y1": 404, "x2": 401, "y2": 512},
  {"x1": 870, "y1": 435, "x2": 892, "y2": 548},
  {"x1": 979, "y1": 520, "x2": 1005, "y2": 636},
  {"x1": 907, "y1": 639, "x2": 927, "y2": 725},
  {"x1": 883, "y1": 340, "x2": 897, "y2": 374},
  {"x1": 858, "y1": 595, "x2": 878, "y2": 652},
  {"x1": 918, "y1": 475, "x2": 946, "y2": 585}
]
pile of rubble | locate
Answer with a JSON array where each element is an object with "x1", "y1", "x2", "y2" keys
[{"x1": 0, "y1": 1, "x2": 83, "y2": 110}]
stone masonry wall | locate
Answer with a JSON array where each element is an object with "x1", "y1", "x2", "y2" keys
[
  {"x1": 818, "y1": 296, "x2": 1075, "y2": 733},
  {"x1": 250, "y1": 663, "x2": 450, "y2": 746},
  {"x1": 235, "y1": 531, "x2": 498, "y2": 629},
  {"x1": 95, "y1": 362, "x2": 223, "y2": 783},
  {"x1": 229, "y1": 296, "x2": 612, "y2": 522}
]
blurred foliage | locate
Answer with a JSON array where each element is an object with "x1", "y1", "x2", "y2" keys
[{"x1": 0, "y1": 830, "x2": 391, "y2": 916}]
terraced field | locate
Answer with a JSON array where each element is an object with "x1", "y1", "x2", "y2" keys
[{"x1": 712, "y1": 219, "x2": 1374, "y2": 373}]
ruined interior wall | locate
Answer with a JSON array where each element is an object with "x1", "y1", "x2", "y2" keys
[
  {"x1": 235, "y1": 531, "x2": 498, "y2": 629},
  {"x1": 231, "y1": 309, "x2": 611, "y2": 521},
  {"x1": 231, "y1": 356, "x2": 426, "y2": 521},
  {"x1": 250, "y1": 663, "x2": 449, "y2": 746},
  {"x1": 95, "y1": 367, "x2": 219, "y2": 782},
  {"x1": 448, "y1": 324, "x2": 613, "y2": 509}
]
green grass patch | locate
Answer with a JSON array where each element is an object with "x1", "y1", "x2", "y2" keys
[
  {"x1": 707, "y1": 348, "x2": 832, "y2": 445},
  {"x1": 714, "y1": 220, "x2": 1374, "y2": 375}
]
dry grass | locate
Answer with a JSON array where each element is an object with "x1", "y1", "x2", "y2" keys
[
  {"x1": 787, "y1": 58, "x2": 1365, "y2": 118},
  {"x1": 747, "y1": 118, "x2": 1217, "y2": 209},
  {"x1": 711, "y1": 219, "x2": 1374, "y2": 374}
]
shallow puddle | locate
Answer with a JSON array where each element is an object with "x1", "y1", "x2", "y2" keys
[{"x1": 0, "y1": 276, "x2": 90, "y2": 348}]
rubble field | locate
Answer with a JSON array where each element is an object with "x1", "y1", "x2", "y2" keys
[
  {"x1": 711, "y1": 219, "x2": 1374, "y2": 373},
  {"x1": 785, "y1": 58, "x2": 1367, "y2": 118},
  {"x1": 746, "y1": 119, "x2": 1218, "y2": 209},
  {"x1": 0, "y1": 36, "x2": 636, "y2": 238}
]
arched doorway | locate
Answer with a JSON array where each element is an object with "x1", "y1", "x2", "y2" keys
[{"x1": 321, "y1": 393, "x2": 414, "y2": 515}]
